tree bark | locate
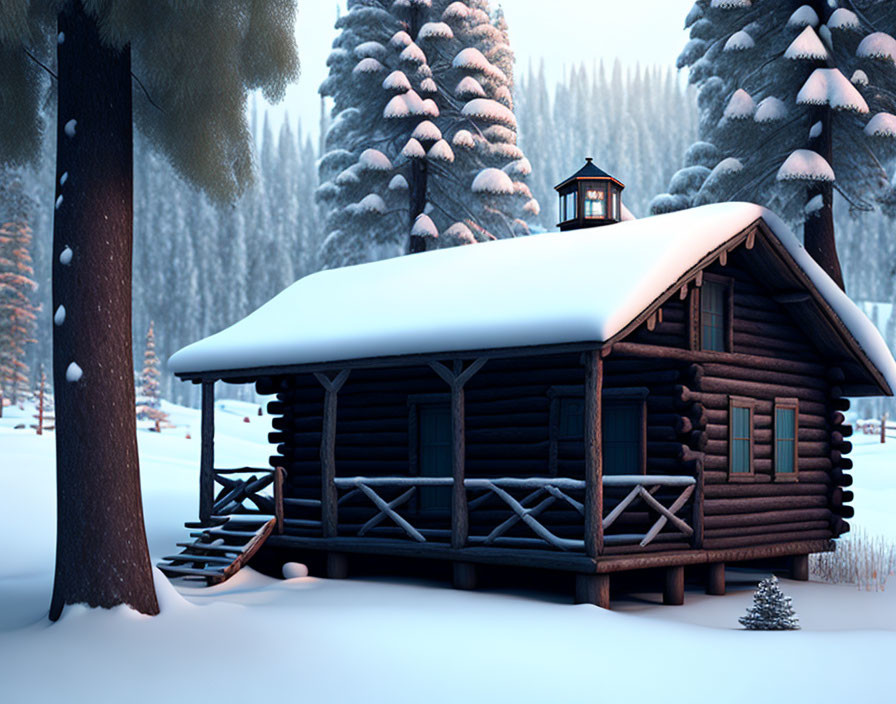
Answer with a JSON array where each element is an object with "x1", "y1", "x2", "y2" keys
[
  {"x1": 805, "y1": 0, "x2": 844, "y2": 291},
  {"x1": 406, "y1": 5, "x2": 428, "y2": 255},
  {"x1": 49, "y1": 1, "x2": 158, "y2": 620}
]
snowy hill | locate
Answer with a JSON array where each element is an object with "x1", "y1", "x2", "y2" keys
[{"x1": 1, "y1": 399, "x2": 895, "y2": 703}]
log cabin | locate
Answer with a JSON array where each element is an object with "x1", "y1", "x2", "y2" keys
[{"x1": 168, "y1": 169, "x2": 896, "y2": 607}]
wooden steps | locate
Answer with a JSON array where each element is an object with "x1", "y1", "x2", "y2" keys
[{"x1": 157, "y1": 514, "x2": 276, "y2": 585}]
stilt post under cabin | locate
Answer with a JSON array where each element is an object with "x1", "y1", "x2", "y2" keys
[
  {"x1": 790, "y1": 554, "x2": 809, "y2": 581},
  {"x1": 584, "y1": 350, "x2": 604, "y2": 559},
  {"x1": 575, "y1": 574, "x2": 610, "y2": 608},
  {"x1": 664, "y1": 565, "x2": 685, "y2": 605},
  {"x1": 199, "y1": 380, "x2": 215, "y2": 525},
  {"x1": 707, "y1": 562, "x2": 726, "y2": 595}
]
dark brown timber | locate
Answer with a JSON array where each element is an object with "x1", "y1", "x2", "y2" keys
[
  {"x1": 315, "y1": 370, "x2": 350, "y2": 538},
  {"x1": 584, "y1": 350, "x2": 604, "y2": 557},
  {"x1": 50, "y1": 1, "x2": 159, "y2": 620},
  {"x1": 199, "y1": 380, "x2": 215, "y2": 524}
]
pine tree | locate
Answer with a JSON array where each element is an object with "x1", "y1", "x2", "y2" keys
[
  {"x1": 0, "y1": 173, "x2": 39, "y2": 406},
  {"x1": 652, "y1": 1, "x2": 896, "y2": 289},
  {"x1": 136, "y1": 321, "x2": 168, "y2": 431},
  {"x1": 739, "y1": 575, "x2": 801, "y2": 630},
  {"x1": 317, "y1": 0, "x2": 538, "y2": 268}
]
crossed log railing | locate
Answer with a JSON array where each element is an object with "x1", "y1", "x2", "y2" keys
[
  {"x1": 211, "y1": 467, "x2": 285, "y2": 532},
  {"x1": 330, "y1": 474, "x2": 697, "y2": 553}
]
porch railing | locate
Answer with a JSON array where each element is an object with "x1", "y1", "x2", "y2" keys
[
  {"x1": 329, "y1": 474, "x2": 697, "y2": 553},
  {"x1": 208, "y1": 467, "x2": 285, "y2": 533}
]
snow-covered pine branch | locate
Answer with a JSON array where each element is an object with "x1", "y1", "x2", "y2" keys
[{"x1": 316, "y1": 0, "x2": 538, "y2": 269}]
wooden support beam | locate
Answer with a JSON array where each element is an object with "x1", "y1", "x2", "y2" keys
[
  {"x1": 453, "y1": 562, "x2": 477, "y2": 590},
  {"x1": 199, "y1": 380, "x2": 215, "y2": 525},
  {"x1": 584, "y1": 350, "x2": 604, "y2": 558},
  {"x1": 575, "y1": 574, "x2": 610, "y2": 608},
  {"x1": 790, "y1": 554, "x2": 809, "y2": 581},
  {"x1": 315, "y1": 370, "x2": 350, "y2": 538},
  {"x1": 693, "y1": 468, "x2": 704, "y2": 549},
  {"x1": 707, "y1": 562, "x2": 725, "y2": 595},
  {"x1": 452, "y1": 367, "x2": 467, "y2": 549},
  {"x1": 664, "y1": 565, "x2": 685, "y2": 605},
  {"x1": 429, "y1": 359, "x2": 487, "y2": 550}
]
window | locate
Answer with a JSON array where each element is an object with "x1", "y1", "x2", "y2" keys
[
  {"x1": 729, "y1": 397, "x2": 754, "y2": 478},
  {"x1": 700, "y1": 279, "x2": 729, "y2": 352},
  {"x1": 558, "y1": 397, "x2": 584, "y2": 439},
  {"x1": 418, "y1": 403, "x2": 452, "y2": 510},
  {"x1": 560, "y1": 190, "x2": 578, "y2": 222},
  {"x1": 603, "y1": 401, "x2": 642, "y2": 475},
  {"x1": 774, "y1": 399, "x2": 799, "y2": 480},
  {"x1": 548, "y1": 387, "x2": 646, "y2": 476},
  {"x1": 612, "y1": 190, "x2": 619, "y2": 219},
  {"x1": 584, "y1": 187, "x2": 606, "y2": 218}
]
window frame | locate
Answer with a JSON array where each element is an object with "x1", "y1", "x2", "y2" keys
[
  {"x1": 690, "y1": 273, "x2": 734, "y2": 353},
  {"x1": 728, "y1": 395, "x2": 755, "y2": 481},
  {"x1": 548, "y1": 385, "x2": 647, "y2": 476},
  {"x1": 773, "y1": 397, "x2": 800, "y2": 482},
  {"x1": 407, "y1": 393, "x2": 451, "y2": 512}
]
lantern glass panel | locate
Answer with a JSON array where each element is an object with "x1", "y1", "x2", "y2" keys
[
  {"x1": 565, "y1": 190, "x2": 577, "y2": 221},
  {"x1": 584, "y1": 184, "x2": 606, "y2": 218}
]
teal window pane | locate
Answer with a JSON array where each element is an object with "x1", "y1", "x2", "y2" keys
[
  {"x1": 701, "y1": 281, "x2": 727, "y2": 351},
  {"x1": 731, "y1": 406, "x2": 751, "y2": 473},
  {"x1": 775, "y1": 408, "x2": 796, "y2": 474},
  {"x1": 603, "y1": 403, "x2": 640, "y2": 475},
  {"x1": 419, "y1": 404, "x2": 451, "y2": 509}
]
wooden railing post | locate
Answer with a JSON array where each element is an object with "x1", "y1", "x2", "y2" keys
[
  {"x1": 430, "y1": 358, "x2": 487, "y2": 549},
  {"x1": 199, "y1": 379, "x2": 215, "y2": 525},
  {"x1": 274, "y1": 466, "x2": 285, "y2": 534},
  {"x1": 692, "y1": 465, "x2": 705, "y2": 549},
  {"x1": 584, "y1": 350, "x2": 604, "y2": 557},
  {"x1": 315, "y1": 370, "x2": 350, "y2": 538}
]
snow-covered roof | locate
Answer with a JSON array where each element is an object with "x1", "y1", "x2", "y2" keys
[{"x1": 169, "y1": 203, "x2": 896, "y2": 394}]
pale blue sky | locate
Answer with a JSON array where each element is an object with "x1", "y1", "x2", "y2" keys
[{"x1": 268, "y1": 0, "x2": 696, "y2": 138}]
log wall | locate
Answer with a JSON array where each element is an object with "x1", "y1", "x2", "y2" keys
[{"x1": 258, "y1": 248, "x2": 854, "y2": 556}]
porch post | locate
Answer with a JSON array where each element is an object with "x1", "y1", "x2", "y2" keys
[
  {"x1": 430, "y1": 359, "x2": 487, "y2": 550},
  {"x1": 199, "y1": 379, "x2": 215, "y2": 525},
  {"x1": 315, "y1": 370, "x2": 350, "y2": 539},
  {"x1": 584, "y1": 350, "x2": 604, "y2": 557},
  {"x1": 451, "y1": 361, "x2": 467, "y2": 548}
]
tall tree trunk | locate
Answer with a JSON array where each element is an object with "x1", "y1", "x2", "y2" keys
[
  {"x1": 805, "y1": 1, "x2": 844, "y2": 291},
  {"x1": 407, "y1": 5, "x2": 428, "y2": 255},
  {"x1": 49, "y1": 1, "x2": 158, "y2": 621}
]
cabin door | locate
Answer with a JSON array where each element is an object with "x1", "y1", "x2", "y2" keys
[{"x1": 418, "y1": 403, "x2": 452, "y2": 511}]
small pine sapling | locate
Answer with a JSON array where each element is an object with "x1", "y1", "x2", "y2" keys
[
  {"x1": 136, "y1": 321, "x2": 169, "y2": 431},
  {"x1": 739, "y1": 575, "x2": 800, "y2": 630}
]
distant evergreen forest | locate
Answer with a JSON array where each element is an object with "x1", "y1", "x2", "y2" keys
[{"x1": 4, "y1": 62, "x2": 895, "y2": 415}]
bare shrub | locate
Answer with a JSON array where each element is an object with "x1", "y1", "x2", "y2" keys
[{"x1": 811, "y1": 530, "x2": 896, "y2": 591}]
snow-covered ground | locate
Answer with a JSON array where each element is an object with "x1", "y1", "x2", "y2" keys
[{"x1": 1, "y1": 400, "x2": 894, "y2": 703}]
